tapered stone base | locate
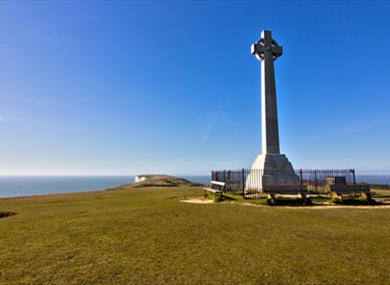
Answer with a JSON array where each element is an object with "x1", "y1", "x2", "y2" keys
[{"x1": 245, "y1": 153, "x2": 300, "y2": 193}]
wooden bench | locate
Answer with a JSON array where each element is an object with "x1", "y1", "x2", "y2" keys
[
  {"x1": 262, "y1": 185, "x2": 309, "y2": 205},
  {"x1": 203, "y1": 180, "x2": 225, "y2": 198},
  {"x1": 262, "y1": 184, "x2": 307, "y2": 194},
  {"x1": 326, "y1": 176, "x2": 371, "y2": 201}
]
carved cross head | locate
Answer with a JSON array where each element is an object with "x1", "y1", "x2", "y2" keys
[{"x1": 251, "y1": 30, "x2": 283, "y2": 62}]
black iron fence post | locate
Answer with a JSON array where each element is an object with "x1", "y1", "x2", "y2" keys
[
  {"x1": 242, "y1": 168, "x2": 245, "y2": 198},
  {"x1": 314, "y1": 170, "x2": 318, "y2": 192},
  {"x1": 227, "y1": 170, "x2": 231, "y2": 191},
  {"x1": 299, "y1": 169, "x2": 303, "y2": 185},
  {"x1": 351, "y1": 169, "x2": 356, "y2": 185}
]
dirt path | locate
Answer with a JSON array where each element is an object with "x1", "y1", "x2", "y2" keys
[
  {"x1": 180, "y1": 197, "x2": 390, "y2": 209},
  {"x1": 240, "y1": 202, "x2": 390, "y2": 209},
  {"x1": 180, "y1": 198, "x2": 214, "y2": 204}
]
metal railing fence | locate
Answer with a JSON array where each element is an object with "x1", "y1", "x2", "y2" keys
[{"x1": 211, "y1": 169, "x2": 356, "y2": 197}]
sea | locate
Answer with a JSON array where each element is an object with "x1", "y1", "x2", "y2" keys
[
  {"x1": 0, "y1": 175, "x2": 210, "y2": 198},
  {"x1": 0, "y1": 175, "x2": 389, "y2": 199}
]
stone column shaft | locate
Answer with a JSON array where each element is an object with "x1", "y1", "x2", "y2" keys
[{"x1": 261, "y1": 51, "x2": 280, "y2": 154}]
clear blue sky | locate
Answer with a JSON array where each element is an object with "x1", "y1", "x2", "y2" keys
[{"x1": 1, "y1": 1, "x2": 390, "y2": 175}]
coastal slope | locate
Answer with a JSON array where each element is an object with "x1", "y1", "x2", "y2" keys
[{"x1": 110, "y1": 174, "x2": 203, "y2": 190}]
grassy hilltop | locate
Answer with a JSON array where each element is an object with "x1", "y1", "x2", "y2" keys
[
  {"x1": 0, "y1": 185, "x2": 390, "y2": 284},
  {"x1": 111, "y1": 174, "x2": 203, "y2": 189}
]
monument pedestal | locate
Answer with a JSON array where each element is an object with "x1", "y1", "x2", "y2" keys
[{"x1": 246, "y1": 153, "x2": 300, "y2": 193}]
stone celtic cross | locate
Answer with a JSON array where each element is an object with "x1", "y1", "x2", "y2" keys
[
  {"x1": 246, "y1": 30, "x2": 300, "y2": 192},
  {"x1": 251, "y1": 30, "x2": 283, "y2": 154}
]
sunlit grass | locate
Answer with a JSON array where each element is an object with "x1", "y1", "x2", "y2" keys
[{"x1": 0, "y1": 187, "x2": 389, "y2": 284}]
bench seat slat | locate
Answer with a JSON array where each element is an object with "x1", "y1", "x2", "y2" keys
[
  {"x1": 210, "y1": 180, "x2": 225, "y2": 186},
  {"x1": 203, "y1": 187, "x2": 222, "y2": 193}
]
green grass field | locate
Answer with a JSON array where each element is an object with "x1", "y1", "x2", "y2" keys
[{"x1": 0, "y1": 186, "x2": 389, "y2": 284}]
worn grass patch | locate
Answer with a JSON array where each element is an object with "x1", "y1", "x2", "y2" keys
[
  {"x1": 0, "y1": 187, "x2": 389, "y2": 284},
  {"x1": 0, "y1": 211, "x2": 16, "y2": 219}
]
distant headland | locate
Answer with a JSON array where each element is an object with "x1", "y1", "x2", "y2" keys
[{"x1": 109, "y1": 174, "x2": 203, "y2": 190}]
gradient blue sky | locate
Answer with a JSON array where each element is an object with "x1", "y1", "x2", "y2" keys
[{"x1": 1, "y1": 1, "x2": 390, "y2": 175}]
